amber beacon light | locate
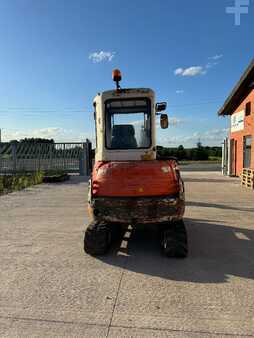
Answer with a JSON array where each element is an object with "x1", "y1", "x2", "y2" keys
[{"x1": 112, "y1": 69, "x2": 122, "y2": 90}]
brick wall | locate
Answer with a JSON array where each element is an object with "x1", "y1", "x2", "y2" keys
[{"x1": 230, "y1": 89, "x2": 254, "y2": 176}]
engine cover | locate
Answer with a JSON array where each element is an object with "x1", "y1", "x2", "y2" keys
[{"x1": 92, "y1": 160, "x2": 181, "y2": 197}]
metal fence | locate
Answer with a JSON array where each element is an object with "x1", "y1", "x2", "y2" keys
[{"x1": 0, "y1": 141, "x2": 92, "y2": 175}]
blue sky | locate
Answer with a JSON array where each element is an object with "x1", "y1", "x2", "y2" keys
[{"x1": 0, "y1": 0, "x2": 253, "y2": 147}]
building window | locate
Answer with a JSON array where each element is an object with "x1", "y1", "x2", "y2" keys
[{"x1": 245, "y1": 101, "x2": 251, "y2": 116}]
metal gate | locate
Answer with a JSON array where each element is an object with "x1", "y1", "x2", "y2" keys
[{"x1": 0, "y1": 141, "x2": 92, "y2": 175}]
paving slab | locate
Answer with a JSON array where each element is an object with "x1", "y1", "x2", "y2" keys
[
  {"x1": 109, "y1": 172, "x2": 254, "y2": 336},
  {"x1": 108, "y1": 326, "x2": 231, "y2": 337},
  {"x1": 1, "y1": 172, "x2": 254, "y2": 337},
  {"x1": 0, "y1": 178, "x2": 121, "y2": 336},
  {"x1": 2, "y1": 318, "x2": 107, "y2": 338}
]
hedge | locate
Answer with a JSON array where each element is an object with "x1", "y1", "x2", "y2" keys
[{"x1": 0, "y1": 172, "x2": 44, "y2": 195}]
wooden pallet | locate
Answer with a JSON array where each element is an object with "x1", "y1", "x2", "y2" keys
[{"x1": 241, "y1": 168, "x2": 254, "y2": 189}]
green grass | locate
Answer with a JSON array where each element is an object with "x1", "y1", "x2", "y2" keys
[
  {"x1": 0, "y1": 170, "x2": 70, "y2": 195},
  {"x1": 0, "y1": 172, "x2": 44, "y2": 195},
  {"x1": 179, "y1": 159, "x2": 221, "y2": 165},
  {"x1": 208, "y1": 156, "x2": 222, "y2": 161}
]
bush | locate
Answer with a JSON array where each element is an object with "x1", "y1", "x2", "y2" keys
[
  {"x1": 0, "y1": 177, "x2": 4, "y2": 193},
  {"x1": 0, "y1": 171, "x2": 44, "y2": 195},
  {"x1": 157, "y1": 144, "x2": 222, "y2": 161},
  {"x1": 42, "y1": 170, "x2": 69, "y2": 183}
]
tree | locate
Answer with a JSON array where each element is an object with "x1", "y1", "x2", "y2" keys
[
  {"x1": 176, "y1": 145, "x2": 187, "y2": 160},
  {"x1": 193, "y1": 141, "x2": 209, "y2": 160},
  {"x1": 19, "y1": 138, "x2": 54, "y2": 144},
  {"x1": 197, "y1": 140, "x2": 202, "y2": 149}
]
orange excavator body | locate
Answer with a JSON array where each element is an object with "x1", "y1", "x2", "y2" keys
[
  {"x1": 84, "y1": 70, "x2": 188, "y2": 257},
  {"x1": 88, "y1": 160, "x2": 185, "y2": 225},
  {"x1": 92, "y1": 160, "x2": 180, "y2": 197}
]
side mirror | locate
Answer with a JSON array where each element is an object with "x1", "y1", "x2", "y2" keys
[
  {"x1": 160, "y1": 114, "x2": 169, "y2": 129},
  {"x1": 156, "y1": 102, "x2": 167, "y2": 112}
]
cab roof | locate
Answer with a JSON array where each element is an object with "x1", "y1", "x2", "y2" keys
[{"x1": 100, "y1": 88, "x2": 154, "y2": 96}]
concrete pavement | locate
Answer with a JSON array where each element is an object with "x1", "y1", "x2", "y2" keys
[{"x1": 0, "y1": 172, "x2": 254, "y2": 337}]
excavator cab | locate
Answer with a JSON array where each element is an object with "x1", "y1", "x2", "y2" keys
[{"x1": 84, "y1": 70, "x2": 187, "y2": 258}]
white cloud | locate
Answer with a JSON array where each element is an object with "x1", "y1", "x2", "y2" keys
[
  {"x1": 206, "y1": 59, "x2": 220, "y2": 69},
  {"x1": 174, "y1": 56, "x2": 223, "y2": 78},
  {"x1": 156, "y1": 117, "x2": 186, "y2": 128},
  {"x1": 3, "y1": 127, "x2": 94, "y2": 143},
  {"x1": 174, "y1": 68, "x2": 184, "y2": 75},
  {"x1": 176, "y1": 89, "x2": 184, "y2": 94},
  {"x1": 4, "y1": 127, "x2": 64, "y2": 141},
  {"x1": 206, "y1": 62, "x2": 214, "y2": 69},
  {"x1": 89, "y1": 51, "x2": 115, "y2": 63},
  {"x1": 203, "y1": 128, "x2": 229, "y2": 141},
  {"x1": 158, "y1": 128, "x2": 228, "y2": 147},
  {"x1": 169, "y1": 117, "x2": 186, "y2": 127},
  {"x1": 174, "y1": 66, "x2": 206, "y2": 77},
  {"x1": 209, "y1": 54, "x2": 223, "y2": 61}
]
